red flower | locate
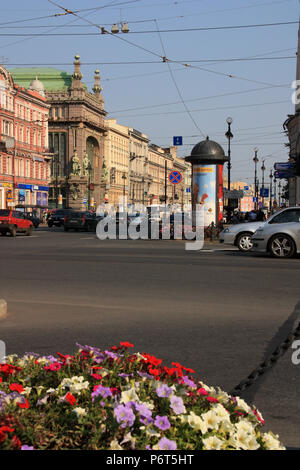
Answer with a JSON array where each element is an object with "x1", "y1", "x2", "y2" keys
[
  {"x1": 91, "y1": 366, "x2": 103, "y2": 370},
  {"x1": 110, "y1": 387, "x2": 119, "y2": 395},
  {"x1": 142, "y1": 354, "x2": 162, "y2": 367},
  {"x1": 17, "y1": 398, "x2": 29, "y2": 409},
  {"x1": 91, "y1": 373, "x2": 102, "y2": 381},
  {"x1": 120, "y1": 342, "x2": 134, "y2": 348},
  {"x1": 44, "y1": 362, "x2": 62, "y2": 372},
  {"x1": 56, "y1": 352, "x2": 74, "y2": 363},
  {"x1": 65, "y1": 392, "x2": 77, "y2": 406},
  {"x1": 0, "y1": 426, "x2": 15, "y2": 443},
  {"x1": 9, "y1": 383, "x2": 24, "y2": 394},
  {"x1": 0, "y1": 364, "x2": 22, "y2": 377},
  {"x1": 197, "y1": 387, "x2": 208, "y2": 396},
  {"x1": 206, "y1": 396, "x2": 218, "y2": 403}
]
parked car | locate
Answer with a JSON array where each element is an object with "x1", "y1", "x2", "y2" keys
[
  {"x1": 0, "y1": 210, "x2": 33, "y2": 237},
  {"x1": 219, "y1": 221, "x2": 265, "y2": 252},
  {"x1": 47, "y1": 209, "x2": 72, "y2": 227},
  {"x1": 251, "y1": 206, "x2": 300, "y2": 258}
]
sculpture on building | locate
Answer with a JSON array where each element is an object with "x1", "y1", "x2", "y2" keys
[
  {"x1": 102, "y1": 160, "x2": 108, "y2": 182},
  {"x1": 71, "y1": 151, "x2": 81, "y2": 177},
  {"x1": 82, "y1": 151, "x2": 90, "y2": 177},
  {"x1": 71, "y1": 184, "x2": 80, "y2": 200}
]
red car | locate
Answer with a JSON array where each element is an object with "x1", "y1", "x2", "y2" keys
[{"x1": 0, "y1": 210, "x2": 33, "y2": 237}]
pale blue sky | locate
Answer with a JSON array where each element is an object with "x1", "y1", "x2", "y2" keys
[{"x1": 1, "y1": 0, "x2": 300, "y2": 184}]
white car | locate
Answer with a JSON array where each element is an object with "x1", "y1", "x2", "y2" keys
[
  {"x1": 251, "y1": 207, "x2": 300, "y2": 258},
  {"x1": 219, "y1": 221, "x2": 265, "y2": 252}
]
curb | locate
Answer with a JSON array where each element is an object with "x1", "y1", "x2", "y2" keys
[{"x1": 0, "y1": 299, "x2": 7, "y2": 320}]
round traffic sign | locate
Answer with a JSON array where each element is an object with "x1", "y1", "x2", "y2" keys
[{"x1": 168, "y1": 171, "x2": 182, "y2": 184}]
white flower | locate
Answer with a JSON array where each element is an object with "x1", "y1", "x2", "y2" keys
[
  {"x1": 235, "y1": 420, "x2": 256, "y2": 435},
  {"x1": 212, "y1": 404, "x2": 231, "y2": 422},
  {"x1": 109, "y1": 440, "x2": 123, "y2": 450},
  {"x1": 235, "y1": 397, "x2": 251, "y2": 413},
  {"x1": 20, "y1": 387, "x2": 32, "y2": 396},
  {"x1": 73, "y1": 407, "x2": 87, "y2": 418},
  {"x1": 231, "y1": 429, "x2": 260, "y2": 450},
  {"x1": 187, "y1": 412, "x2": 206, "y2": 434},
  {"x1": 203, "y1": 435, "x2": 224, "y2": 450},
  {"x1": 200, "y1": 409, "x2": 222, "y2": 432},
  {"x1": 120, "y1": 387, "x2": 139, "y2": 404},
  {"x1": 262, "y1": 432, "x2": 286, "y2": 450}
]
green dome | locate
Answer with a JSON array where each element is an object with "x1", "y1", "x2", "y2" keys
[{"x1": 9, "y1": 68, "x2": 72, "y2": 92}]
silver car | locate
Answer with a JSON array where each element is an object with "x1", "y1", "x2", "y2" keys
[
  {"x1": 251, "y1": 207, "x2": 300, "y2": 258},
  {"x1": 219, "y1": 221, "x2": 265, "y2": 252}
]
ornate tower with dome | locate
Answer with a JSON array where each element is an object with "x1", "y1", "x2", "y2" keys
[{"x1": 10, "y1": 54, "x2": 107, "y2": 210}]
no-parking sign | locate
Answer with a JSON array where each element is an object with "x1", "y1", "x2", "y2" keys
[{"x1": 168, "y1": 171, "x2": 183, "y2": 184}]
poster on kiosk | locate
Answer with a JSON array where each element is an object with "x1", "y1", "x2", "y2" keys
[{"x1": 192, "y1": 165, "x2": 216, "y2": 226}]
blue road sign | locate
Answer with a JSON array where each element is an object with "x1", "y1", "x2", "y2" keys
[
  {"x1": 253, "y1": 197, "x2": 258, "y2": 203},
  {"x1": 260, "y1": 188, "x2": 269, "y2": 198},
  {"x1": 274, "y1": 162, "x2": 294, "y2": 171},
  {"x1": 244, "y1": 186, "x2": 249, "y2": 191},
  {"x1": 274, "y1": 170, "x2": 294, "y2": 179},
  {"x1": 169, "y1": 171, "x2": 183, "y2": 184},
  {"x1": 186, "y1": 187, "x2": 191, "y2": 193},
  {"x1": 173, "y1": 136, "x2": 183, "y2": 146}
]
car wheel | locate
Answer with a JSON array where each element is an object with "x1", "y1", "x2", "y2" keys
[
  {"x1": 48, "y1": 221, "x2": 53, "y2": 228},
  {"x1": 1, "y1": 232, "x2": 7, "y2": 236},
  {"x1": 269, "y1": 234, "x2": 296, "y2": 258},
  {"x1": 64, "y1": 227, "x2": 69, "y2": 232},
  {"x1": 236, "y1": 232, "x2": 253, "y2": 252},
  {"x1": 26, "y1": 226, "x2": 32, "y2": 236},
  {"x1": 10, "y1": 226, "x2": 17, "y2": 237}
]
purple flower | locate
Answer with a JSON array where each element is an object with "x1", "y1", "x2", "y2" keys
[
  {"x1": 21, "y1": 445, "x2": 34, "y2": 450},
  {"x1": 114, "y1": 404, "x2": 136, "y2": 428},
  {"x1": 181, "y1": 375, "x2": 196, "y2": 389},
  {"x1": 154, "y1": 415, "x2": 171, "y2": 431},
  {"x1": 137, "y1": 371, "x2": 154, "y2": 380},
  {"x1": 158, "y1": 437, "x2": 177, "y2": 450},
  {"x1": 170, "y1": 395, "x2": 185, "y2": 415},
  {"x1": 156, "y1": 384, "x2": 173, "y2": 398},
  {"x1": 134, "y1": 403, "x2": 152, "y2": 419},
  {"x1": 91, "y1": 385, "x2": 112, "y2": 402},
  {"x1": 118, "y1": 373, "x2": 133, "y2": 378},
  {"x1": 105, "y1": 350, "x2": 119, "y2": 360}
]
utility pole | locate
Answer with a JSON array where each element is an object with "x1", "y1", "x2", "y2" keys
[{"x1": 253, "y1": 148, "x2": 259, "y2": 210}]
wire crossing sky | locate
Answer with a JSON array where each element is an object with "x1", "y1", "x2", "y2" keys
[{"x1": 2, "y1": 0, "x2": 300, "y2": 182}]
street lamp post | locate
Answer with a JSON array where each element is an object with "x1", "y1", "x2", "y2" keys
[
  {"x1": 278, "y1": 181, "x2": 282, "y2": 206},
  {"x1": 122, "y1": 172, "x2": 127, "y2": 209},
  {"x1": 273, "y1": 176, "x2": 277, "y2": 207},
  {"x1": 225, "y1": 117, "x2": 233, "y2": 221},
  {"x1": 269, "y1": 169, "x2": 273, "y2": 212},
  {"x1": 253, "y1": 148, "x2": 259, "y2": 210},
  {"x1": 87, "y1": 160, "x2": 93, "y2": 211},
  {"x1": 261, "y1": 160, "x2": 266, "y2": 208}
]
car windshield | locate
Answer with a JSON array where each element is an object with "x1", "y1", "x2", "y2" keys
[{"x1": 0, "y1": 210, "x2": 10, "y2": 217}]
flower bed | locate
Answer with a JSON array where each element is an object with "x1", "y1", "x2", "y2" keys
[{"x1": 0, "y1": 342, "x2": 285, "y2": 450}]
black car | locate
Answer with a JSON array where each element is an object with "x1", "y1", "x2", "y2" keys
[
  {"x1": 63, "y1": 211, "x2": 96, "y2": 232},
  {"x1": 25, "y1": 212, "x2": 40, "y2": 228},
  {"x1": 47, "y1": 209, "x2": 72, "y2": 228}
]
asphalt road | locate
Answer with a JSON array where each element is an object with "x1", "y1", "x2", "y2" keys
[{"x1": 0, "y1": 227, "x2": 300, "y2": 448}]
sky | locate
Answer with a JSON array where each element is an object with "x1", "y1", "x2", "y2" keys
[{"x1": 1, "y1": 0, "x2": 300, "y2": 186}]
